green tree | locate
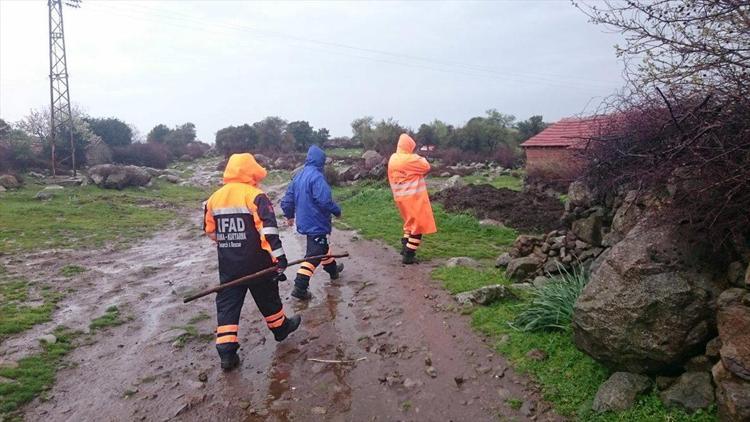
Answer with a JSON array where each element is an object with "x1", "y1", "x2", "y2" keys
[
  {"x1": 147, "y1": 124, "x2": 170, "y2": 144},
  {"x1": 84, "y1": 117, "x2": 133, "y2": 147},
  {"x1": 515, "y1": 115, "x2": 547, "y2": 142},
  {"x1": 253, "y1": 117, "x2": 288, "y2": 151},
  {"x1": 416, "y1": 123, "x2": 438, "y2": 146},
  {"x1": 287, "y1": 120, "x2": 316, "y2": 151},
  {"x1": 215, "y1": 124, "x2": 258, "y2": 157},
  {"x1": 350, "y1": 116, "x2": 374, "y2": 147},
  {"x1": 164, "y1": 122, "x2": 196, "y2": 150}
]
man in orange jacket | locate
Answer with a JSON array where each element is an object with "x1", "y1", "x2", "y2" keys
[
  {"x1": 387, "y1": 134, "x2": 437, "y2": 264},
  {"x1": 203, "y1": 153, "x2": 301, "y2": 371}
]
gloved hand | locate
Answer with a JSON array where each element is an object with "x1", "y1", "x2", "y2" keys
[
  {"x1": 274, "y1": 255, "x2": 288, "y2": 282},
  {"x1": 276, "y1": 254, "x2": 288, "y2": 271}
]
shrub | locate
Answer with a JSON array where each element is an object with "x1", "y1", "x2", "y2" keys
[
  {"x1": 184, "y1": 141, "x2": 209, "y2": 159},
  {"x1": 512, "y1": 266, "x2": 588, "y2": 332},
  {"x1": 112, "y1": 143, "x2": 170, "y2": 169}
]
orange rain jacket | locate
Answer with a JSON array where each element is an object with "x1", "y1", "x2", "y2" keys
[
  {"x1": 387, "y1": 134, "x2": 437, "y2": 235},
  {"x1": 203, "y1": 153, "x2": 285, "y2": 281}
]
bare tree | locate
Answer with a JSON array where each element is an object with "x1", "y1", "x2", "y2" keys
[{"x1": 576, "y1": 0, "x2": 750, "y2": 250}]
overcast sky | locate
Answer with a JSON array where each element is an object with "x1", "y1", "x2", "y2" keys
[{"x1": 0, "y1": 0, "x2": 625, "y2": 142}]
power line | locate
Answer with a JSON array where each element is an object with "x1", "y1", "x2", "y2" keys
[{"x1": 82, "y1": 1, "x2": 619, "y2": 92}]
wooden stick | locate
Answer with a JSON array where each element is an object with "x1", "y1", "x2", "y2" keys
[
  {"x1": 307, "y1": 357, "x2": 367, "y2": 364},
  {"x1": 183, "y1": 252, "x2": 350, "y2": 303}
]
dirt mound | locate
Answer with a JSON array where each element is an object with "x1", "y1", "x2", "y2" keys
[{"x1": 434, "y1": 184, "x2": 565, "y2": 233}]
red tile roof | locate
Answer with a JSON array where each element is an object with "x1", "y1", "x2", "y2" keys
[{"x1": 521, "y1": 116, "x2": 612, "y2": 149}]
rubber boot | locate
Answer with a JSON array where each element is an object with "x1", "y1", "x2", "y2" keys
[
  {"x1": 402, "y1": 250, "x2": 416, "y2": 265},
  {"x1": 291, "y1": 285, "x2": 312, "y2": 300},
  {"x1": 273, "y1": 315, "x2": 302, "y2": 342},
  {"x1": 400, "y1": 237, "x2": 408, "y2": 256},
  {"x1": 220, "y1": 352, "x2": 240, "y2": 371},
  {"x1": 328, "y1": 263, "x2": 344, "y2": 280}
]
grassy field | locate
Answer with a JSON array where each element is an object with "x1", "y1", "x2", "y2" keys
[
  {"x1": 0, "y1": 275, "x2": 63, "y2": 342},
  {"x1": 0, "y1": 327, "x2": 77, "y2": 415},
  {"x1": 432, "y1": 266, "x2": 717, "y2": 421},
  {"x1": 327, "y1": 147, "x2": 364, "y2": 159},
  {"x1": 0, "y1": 180, "x2": 210, "y2": 254},
  {"x1": 334, "y1": 184, "x2": 517, "y2": 260}
]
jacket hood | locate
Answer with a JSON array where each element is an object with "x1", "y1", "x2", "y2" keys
[
  {"x1": 223, "y1": 153, "x2": 267, "y2": 185},
  {"x1": 396, "y1": 133, "x2": 416, "y2": 154},
  {"x1": 305, "y1": 145, "x2": 326, "y2": 169}
]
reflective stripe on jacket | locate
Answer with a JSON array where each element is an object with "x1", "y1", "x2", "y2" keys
[
  {"x1": 387, "y1": 134, "x2": 437, "y2": 235},
  {"x1": 203, "y1": 153, "x2": 285, "y2": 282}
]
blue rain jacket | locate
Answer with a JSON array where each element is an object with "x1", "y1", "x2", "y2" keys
[{"x1": 280, "y1": 145, "x2": 341, "y2": 235}]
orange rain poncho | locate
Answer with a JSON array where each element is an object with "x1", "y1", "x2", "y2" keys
[{"x1": 387, "y1": 134, "x2": 437, "y2": 235}]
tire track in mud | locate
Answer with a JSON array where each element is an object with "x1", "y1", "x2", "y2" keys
[{"x1": 5, "y1": 210, "x2": 560, "y2": 421}]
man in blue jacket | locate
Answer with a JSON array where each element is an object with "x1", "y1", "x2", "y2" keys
[{"x1": 281, "y1": 145, "x2": 344, "y2": 300}]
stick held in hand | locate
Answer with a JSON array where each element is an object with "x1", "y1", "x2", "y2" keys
[{"x1": 183, "y1": 252, "x2": 350, "y2": 303}]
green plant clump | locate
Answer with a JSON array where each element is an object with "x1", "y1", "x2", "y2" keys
[{"x1": 512, "y1": 266, "x2": 588, "y2": 332}]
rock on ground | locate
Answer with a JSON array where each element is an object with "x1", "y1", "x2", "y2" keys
[
  {"x1": 443, "y1": 175, "x2": 464, "y2": 190},
  {"x1": 717, "y1": 288, "x2": 750, "y2": 380},
  {"x1": 713, "y1": 361, "x2": 750, "y2": 422},
  {"x1": 566, "y1": 181, "x2": 593, "y2": 209},
  {"x1": 454, "y1": 285, "x2": 514, "y2": 306},
  {"x1": 592, "y1": 372, "x2": 652, "y2": 413},
  {"x1": 571, "y1": 213, "x2": 603, "y2": 246},
  {"x1": 572, "y1": 216, "x2": 726, "y2": 373},
  {"x1": 659, "y1": 372, "x2": 715, "y2": 412},
  {"x1": 505, "y1": 256, "x2": 542, "y2": 281},
  {"x1": 361, "y1": 150, "x2": 383, "y2": 170},
  {"x1": 0, "y1": 174, "x2": 20, "y2": 189},
  {"x1": 445, "y1": 257, "x2": 479, "y2": 268},
  {"x1": 495, "y1": 253, "x2": 512, "y2": 268},
  {"x1": 89, "y1": 164, "x2": 152, "y2": 189}
]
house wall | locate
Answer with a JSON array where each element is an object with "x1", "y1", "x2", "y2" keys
[{"x1": 524, "y1": 146, "x2": 584, "y2": 180}]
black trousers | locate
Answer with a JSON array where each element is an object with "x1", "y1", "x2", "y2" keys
[
  {"x1": 293, "y1": 235, "x2": 337, "y2": 290},
  {"x1": 215, "y1": 275, "x2": 286, "y2": 357}
]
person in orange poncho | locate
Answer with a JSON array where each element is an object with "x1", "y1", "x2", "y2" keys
[
  {"x1": 387, "y1": 134, "x2": 437, "y2": 264},
  {"x1": 203, "y1": 153, "x2": 301, "y2": 371}
]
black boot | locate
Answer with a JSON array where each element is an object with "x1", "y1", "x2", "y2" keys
[
  {"x1": 274, "y1": 315, "x2": 302, "y2": 342},
  {"x1": 291, "y1": 285, "x2": 312, "y2": 300},
  {"x1": 402, "y1": 251, "x2": 416, "y2": 265},
  {"x1": 328, "y1": 263, "x2": 344, "y2": 280},
  {"x1": 220, "y1": 352, "x2": 240, "y2": 371}
]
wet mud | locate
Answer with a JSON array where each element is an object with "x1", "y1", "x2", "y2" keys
[
  {"x1": 434, "y1": 184, "x2": 565, "y2": 233},
  {"x1": 3, "y1": 199, "x2": 560, "y2": 422}
]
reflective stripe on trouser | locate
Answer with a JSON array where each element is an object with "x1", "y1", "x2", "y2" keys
[
  {"x1": 294, "y1": 235, "x2": 337, "y2": 290},
  {"x1": 402, "y1": 232, "x2": 423, "y2": 255},
  {"x1": 215, "y1": 274, "x2": 286, "y2": 357}
]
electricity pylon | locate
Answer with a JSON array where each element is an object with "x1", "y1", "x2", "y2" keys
[{"x1": 48, "y1": 0, "x2": 80, "y2": 176}]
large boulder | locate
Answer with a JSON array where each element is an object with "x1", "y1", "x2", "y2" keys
[
  {"x1": 361, "y1": 150, "x2": 383, "y2": 170},
  {"x1": 572, "y1": 216, "x2": 726, "y2": 373},
  {"x1": 0, "y1": 174, "x2": 20, "y2": 189},
  {"x1": 717, "y1": 288, "x2": 750, "y2": 381},
  {"x1": 712, "y1": 361, "x2": 750, "y2": 422},
  {"x1": 592, "y1": 372, "x2": 652, "y2": 413},
  {"x1": 659, "y1": 372, "x2": 715, "y2": 412},
  {"x1": 89, "y1": 164, "x2": 152, "y2": 190}
]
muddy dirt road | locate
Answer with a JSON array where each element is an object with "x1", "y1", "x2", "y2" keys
[{"x1": 3, "y1": 207, "x2": 559, "y2": 421}]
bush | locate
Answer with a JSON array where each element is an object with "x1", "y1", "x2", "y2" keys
[
  {"x1": 112, "y1": 143, "x2": 170, "y2": 169},
  {"x1": 512, "y1": 266, "x2": 588, "y2": 332},
  {"x1": 184, "y1": 141, "x2": 209, "y2": 159}
]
